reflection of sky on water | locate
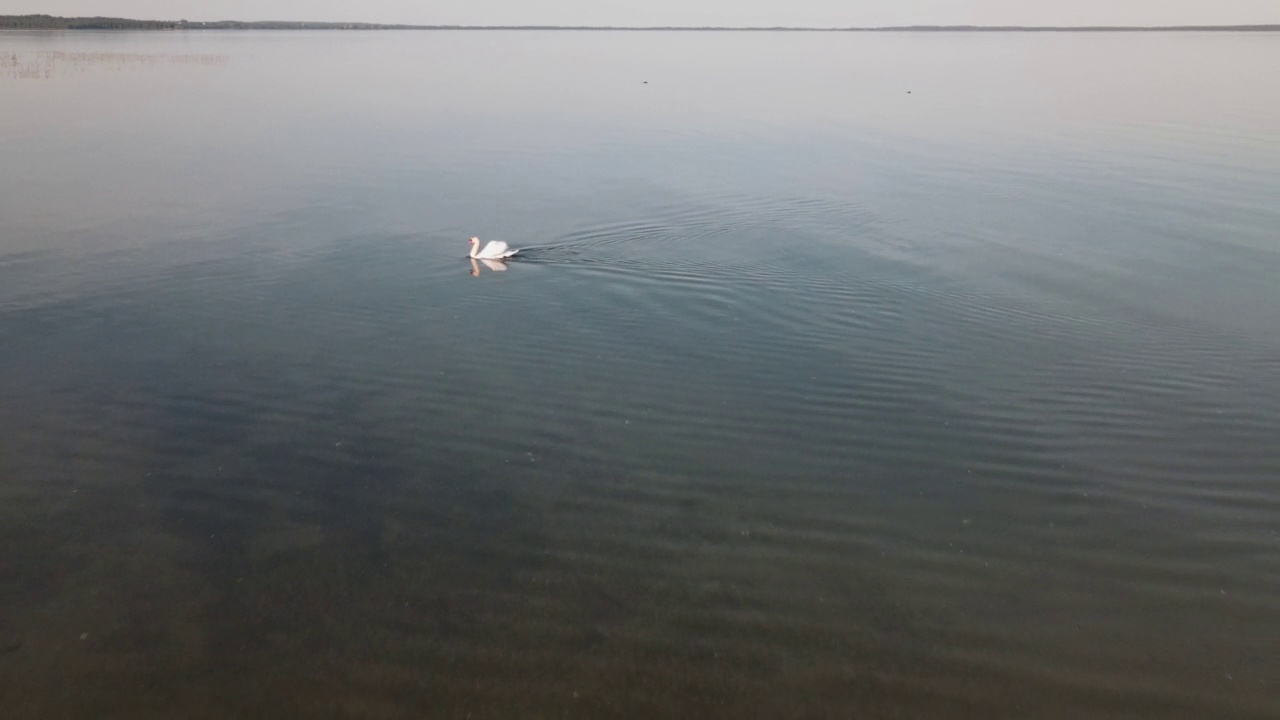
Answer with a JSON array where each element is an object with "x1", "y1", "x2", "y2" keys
[{"x1": 0, "y1": 28, "x2": 1278, "y2": 717}]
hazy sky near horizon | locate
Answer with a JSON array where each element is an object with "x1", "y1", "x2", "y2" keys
[{"x1": 2, "y1": 1, "x2": 1277, "y2": 26}]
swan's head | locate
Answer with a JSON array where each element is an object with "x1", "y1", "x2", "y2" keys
[{"x1": 468, "y1": 236, "x2": 479, "y2": 245}]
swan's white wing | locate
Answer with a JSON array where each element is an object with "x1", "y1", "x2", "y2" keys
[{"x1": 479, "y1": 240, "x2": 510, "y2": 259}]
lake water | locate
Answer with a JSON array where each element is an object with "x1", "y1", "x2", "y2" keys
[{"x1": 1, "y1": 29, "x2": 1278, "y2": 718}]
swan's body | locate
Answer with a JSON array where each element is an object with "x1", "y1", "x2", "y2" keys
[{"x1": 468, "y1": 237, "x2": 519, "y2": 259}]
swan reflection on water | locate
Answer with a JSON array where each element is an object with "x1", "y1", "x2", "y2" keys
[{"x1": 469, "y1": 257, "x2": 509, "y2": 276}]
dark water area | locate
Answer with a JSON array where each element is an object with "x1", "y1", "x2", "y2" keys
[{"x1": 1, "y1": 30, "x2": 1278, "y2": 718}]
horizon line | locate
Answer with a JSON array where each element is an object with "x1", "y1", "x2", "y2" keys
[{"x1": 2, "y1": 15, "x2": 1278, "y2": 32}]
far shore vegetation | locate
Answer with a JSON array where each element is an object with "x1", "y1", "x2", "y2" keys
[{"x1": 2, "y1": 14, "x2": 1278, "y2": 32}]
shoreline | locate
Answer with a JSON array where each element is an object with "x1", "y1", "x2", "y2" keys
[{"x1": 2, "y1": 16, "x2": 1278, "y2": 32}]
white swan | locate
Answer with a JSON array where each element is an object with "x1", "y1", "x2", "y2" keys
[{"x1": 468, "y1": 236, "x2": 519, "y2": 259}]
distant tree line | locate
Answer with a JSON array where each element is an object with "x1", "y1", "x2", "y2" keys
[
  {"x1": 2, "y1": 14, "x2": 1276, "y2": 32},
  {"x1": 0, "y1": 15, "x2": 411, "y2": 30},
  {"x1": 0, "y1": 15, "x2": 178, "y2": 29}
]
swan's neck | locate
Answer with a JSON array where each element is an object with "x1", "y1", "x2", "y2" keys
[{"x1": 469, "y1": 244, "x2": 479, "y2": 258}]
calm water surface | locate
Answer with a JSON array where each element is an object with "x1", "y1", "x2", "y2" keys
[{"x1": 1, "y1": 30, "x2": 1278, "y2": 718}]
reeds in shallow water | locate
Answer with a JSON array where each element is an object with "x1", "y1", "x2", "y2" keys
[{"x1": 1, "y1": 50, "x2": 228, "y2": 79}]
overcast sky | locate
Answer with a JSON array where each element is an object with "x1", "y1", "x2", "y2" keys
[{"x1": 1, "y1": 1, "x2": 1276, "y2": 26}]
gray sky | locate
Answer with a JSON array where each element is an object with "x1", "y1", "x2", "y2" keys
[{"x1": 1, "y1": 1, "x2": 1276, "y2": 26}]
